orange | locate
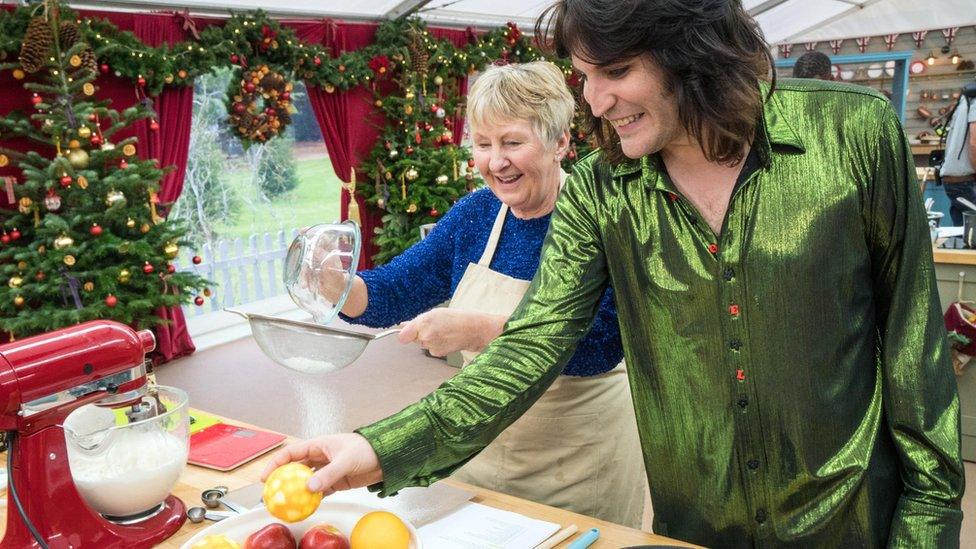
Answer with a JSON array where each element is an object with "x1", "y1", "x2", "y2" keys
[
  {"x1": 262, "y1": 463, "x2": 323, "y2": 522},
  {"x1": 191, "y1": 534, "x2": 241, "y2": 548},
  {"x1": 350, "y1": 511, "x2": 411, "y2": 549}
]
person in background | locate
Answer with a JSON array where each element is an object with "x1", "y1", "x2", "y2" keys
[
  {"x1": 266, "y1": 1, "x2": 964, "y2": 545},
  {"x1": 305, "y1": 61, "x2": 644, "y2": 527},
  {"x1": 940, "y1": 82, "x2": 976, "y2": 226},
  {"x1": 792, "y1": 50, "x2": 832, "y2": 80}
]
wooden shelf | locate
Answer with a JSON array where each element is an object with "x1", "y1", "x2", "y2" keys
[{"x1": 934, "y1": 248, "x2": 976, "y2": 266}]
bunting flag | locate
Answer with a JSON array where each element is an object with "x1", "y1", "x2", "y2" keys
[
  {"x1": 829, "y1": 39, "x2": 845, "y2": 54},
  {"x1": 883, "y1": 34, "x2": 900, "y2": 51},
  {"x1": 778, "y1": 43, "x2": 793, "y2": 58},
  {"x1": 942, "y1": 27, "x2": 958, "y2": 47},
  {"x1": 855, "y1": 37, "x2": 871, "y2": 53},
  {"x1": 913, "y1": 30, "x2": 929, "y2": 48},
  {"x1": 803, "y1": 42, "x2": 818, "y2": 52}
]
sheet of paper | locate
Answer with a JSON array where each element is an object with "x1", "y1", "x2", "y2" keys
[
  {"x1": 327, "y1": 482, "x2": 476, "y2": 526},
  {"x1": 417, "y1": 502, "x2": 561, "y2": 549}
]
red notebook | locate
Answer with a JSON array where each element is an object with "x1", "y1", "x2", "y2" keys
[{"x1": 189, "y1": 423, "x2": 287, "y2": 471}]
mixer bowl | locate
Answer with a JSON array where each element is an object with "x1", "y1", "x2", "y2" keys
[{"x1": 63, "y1": 385, "x2": 189, "y2": 518}]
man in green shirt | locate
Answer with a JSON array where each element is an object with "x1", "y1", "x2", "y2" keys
[{"x1": 264, "y1": 1, "x2": 964, "y2": 545}]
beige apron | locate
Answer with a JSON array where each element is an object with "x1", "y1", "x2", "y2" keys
[{"x1": 447, "y1": 202, "x2": 645, "y2": 528}]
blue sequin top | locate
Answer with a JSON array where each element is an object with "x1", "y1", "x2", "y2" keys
[{"x1": 340, "y1": 188, "x2": 623, "y2": 377}]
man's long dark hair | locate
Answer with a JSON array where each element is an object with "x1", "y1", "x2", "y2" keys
[{"x1": 536, "y1": 0, "x2": 774, "y2": 166}]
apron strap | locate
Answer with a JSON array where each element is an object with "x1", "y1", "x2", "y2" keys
[{"x1": 478, "y1": 203, "x2": 509, "y2": 266}]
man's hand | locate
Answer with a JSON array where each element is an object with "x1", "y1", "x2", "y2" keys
[
  {"x1": 398, "y1": 308, "x2": 506, "y2": 357},
  {"x1": 260, "y1": 433, "x2": 383, "y2": 496}
]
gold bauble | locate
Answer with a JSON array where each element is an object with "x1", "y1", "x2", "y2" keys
[
  {"x1": 101, "y1": 142, "x2": 115, "y2": 151},
  {"x1": 16, "y1": 261, "x2": 27, "y2": 271},
  {"x1": 68, "y1": 148, "x2": 89, "y2": 169},
  {"x1": 117, "y1": 269, "x2": 131, "y2": 284},
  {"x1": 63, "y1": 255, "x2": 76, "y2": 266},
  {"x1": 126, "y1": 217, "x2": 136, "y2": 228},
  {"x1": 68, "y1": 139, "x2": 81, "y2": 149},
  {"x1": 106, "y1": 190, "x2": 126, "y2": 207},
  {"x1": 376, "y1": 197, "x2": 386, "y2": 209},
  {"x1": 433, "y1": 75, "x2": 444, "y2": 86},
  {"x1": 404, "y1": 104, "x2": 413, "y2": 115},
  {"x1": 37, "y1": 245, "x2": 46, "y2": 254},
  {"x1": 53, "y1": 234, "x2": 74, "y2": 250},
  {"x1": 140, "y1": 223, "x2": 150, "y2": 234},
  {"x1": 324, "y1": 84, "x2": 335, "y2": 93},
  {"x1": 405, "y1": 91, "x2": 415, "y2": 100},
  {"x1": 406, "y1": 203, "x2": 418, "y2": 213},
  {"x1": 77, "y1": 175, "x2": 89, "y2": 189},
  {"x1": 69, "y1": 55, "x2": 82, "y2": 67},
  {"x1": 0, "y1": 154, "x2": 8, "y2": 167},
  {"x1": 8, "y1": 276, "x2": 23, "y2": 288},
  {"x1": 405, "y1": 168, "x2": 419, "y2": 181},
  {"x1": 82, "y1": 83, "x2": 95, "y2": 96},
  {"x1": 13, "y1": 295, "x2": 25, "y2": 308},
  {"x1": 122, "y1": 144, "x2": 136, "y2": 157},
  {"x1": 18, "y1": 197, "x2": 32, "y2": 214},
  {"x1": 83, "y1": 281, "x2": 94, "y2": 292},
  {"x1": 12, "y1": 69, "x2": 25, "y2": 80},
  {"x1": 203, "y1": 287, "x2": 212, "y2": 297},
  {"x1": 435, "y1": 174, "x2": 449, "y2": 185},
  {"x1": 77, "y1": 126, "x2": 92, "y2": 138},
  {"x1": 164, "y1": 242, "x2": 179, "y2": 258},
  {"x1": 164, "y1": 74, "x2": 174, "y2": 84}
]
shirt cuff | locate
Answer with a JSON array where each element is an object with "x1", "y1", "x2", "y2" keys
[
  {"x1": 886, "y1": 495, "x2": 963, "y2": 548},
  {"x1": 355, "y1": 406, "x2": 443, "y2": 497}
]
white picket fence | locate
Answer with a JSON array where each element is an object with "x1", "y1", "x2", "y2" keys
[{"x1": 177, "y1": 229, "x2": 299, "y2": 315}]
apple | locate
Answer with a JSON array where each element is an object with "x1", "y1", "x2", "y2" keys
[
  {"x1": 299, "y1": 524, "x2": 349, "y2": 549},
  {"x1": 244, "y1": 523, "x2": 296, "y2": 549}
]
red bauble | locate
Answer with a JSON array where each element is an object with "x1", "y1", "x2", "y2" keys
[
  {"x1": 264, "y1": 107, "x2": 276, "y2": 116},
  {"x1": 194, "y1": 296, "x2": 205, "y2": 306},
  {"x1": 35, "y1": 271, "x2": 45, "y2": 281},
  {"x1": 137, "y1": 76, "x2": 146, "y2": 87},
  {"x1": 10, "y1": 228, "x2": 21, "y2": 240},
  {"x1": 119, "y1": 159, "x2": 128, "y2": 169},
  {"x1": 100, "y1": 64, "x2": 109, "y2": 74},
  {"x1": 230, "y1": 54, "x2": 240, "y2": 64},
  {"x1": 313, "y1": 56, "x2": 322, "y2": 66},
  {"x1": 167, "y1": 264, "x2": 176, "y2": 274},
  {"x1": 405, "y1": 146, "x2": 414, "y2": 155},
  {"x1": 105, "y1": 294, "x2": 118, "y2": 307},
  {"x1": 567, "y1": 150, "x2": 577, "y2": 160},
  {"x1": 31, "y1": 94, "x2": 42, "y2": 105},
  {"x1": 59, "y1": 175, "x2": 72, "y2": 187},
  {"x1": 149, "y1": 120, "x2": 160, "y2": 131},
  {"x1": 192, "y1": 255, "x2": 203, "y2": 264},
  {"x1": 430, "y1": 104, "x2": 440, "y2": 114},
  {"x1": 430, "y1": 208, "x2": 439, "y2": 217},
  {"x1": 90, "y1": 135, "x2": 103, "y2": 146},
  {"x1": 281, "y1": 92, "x2": 290, "y2": 101},
  {"x1": 142, "y1": 262, "x2": 154, "y2": 274},
  {"x1": 467, "y1": 158, "x2": 475, "y2": 168},
  {"x1": 245, "y1": 82, "x2": 256, "y2": 93},
  {"x1": 89, "y1": 224, "x2": 103, "y2": 236},
  {"x1": 233, "y1": 102, "x2": 246, "y2": 114},
  {"x1": 1, "y1": 234, "x2": 9, "y2": 244}
]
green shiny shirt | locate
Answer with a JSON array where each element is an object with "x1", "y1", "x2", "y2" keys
[{"x1": 358, "y1": 79, "x2": 964, "y2": 547}]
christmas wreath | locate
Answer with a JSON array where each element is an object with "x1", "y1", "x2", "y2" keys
[{"x1": 227, "y1": 64, "x2": 293, "y2": 147}]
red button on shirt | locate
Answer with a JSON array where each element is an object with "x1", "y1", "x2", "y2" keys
[{"x1": 708, "y1": 243, "x2": 719, "y2": 254}]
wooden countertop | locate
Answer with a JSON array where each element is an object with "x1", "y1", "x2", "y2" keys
[
  {"x1": 934, "y1": 247, "x2": 976, "y2": 266},
  {"x1": 0, "y1": 414, "x2": 699, "y2": 548}
]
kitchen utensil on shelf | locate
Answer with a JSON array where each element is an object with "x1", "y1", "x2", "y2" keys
[
  {"x1": 202, "y1": 486, "x2": 249, "y2": 514},
  {"x1": 0, "y1": 321, "x2": 188, "y2": 548},
  {"x1": 186, "y1": 507, "x2": 235, "y2": 523},
  {"x1": 226, "y1": 309, "x2": 398, "y2": 374}
]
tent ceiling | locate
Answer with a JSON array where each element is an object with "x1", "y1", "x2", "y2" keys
[{"x1": 38, "y1": 0, "x2": 976, "y2": 44}]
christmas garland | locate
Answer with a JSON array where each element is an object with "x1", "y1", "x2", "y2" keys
[{"x1": 0, "y1": 4, "x2": 595, "y2": 262}]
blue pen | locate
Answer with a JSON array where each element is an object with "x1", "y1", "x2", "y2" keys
[{"x1": 566, "y1": 527, "x2": 600, "y2": 549}]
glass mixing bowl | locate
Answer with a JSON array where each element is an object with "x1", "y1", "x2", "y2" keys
[
  {"x1": 62, "y1": 385, "x2": 189, "y2": 519},
  {"x1": 283, "y1": 221, "x2": 360, "y2": 325}
]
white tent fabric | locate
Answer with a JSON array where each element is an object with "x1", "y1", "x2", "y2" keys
[{"x1": 60, "y1": 0, "x2": 976, "y2": 45}]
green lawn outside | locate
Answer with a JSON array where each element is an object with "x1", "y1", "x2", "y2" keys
[{"x1": 214, "y1": 154, "x2": 343, "y2": 241}]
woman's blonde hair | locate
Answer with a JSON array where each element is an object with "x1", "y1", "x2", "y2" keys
[{"x1": 466, "y1": 61, "x2": 575, "y2": 145}]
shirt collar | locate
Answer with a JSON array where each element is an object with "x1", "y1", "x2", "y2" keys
[{"x1": 609, "y1": 82, "x2": 808, "y2": 191}]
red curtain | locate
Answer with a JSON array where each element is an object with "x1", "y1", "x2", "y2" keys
[{"x1": 289, "y1": 21, "x2": 385, "y2": 270}]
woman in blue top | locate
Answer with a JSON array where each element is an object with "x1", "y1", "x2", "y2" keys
[{"x1": 320, "y1": 62, "x2": 643, "y2": 526}]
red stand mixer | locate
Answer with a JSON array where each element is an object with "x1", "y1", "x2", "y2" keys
[{"x1": 0, "y1": 320, "x2": 188, "y2": 548}]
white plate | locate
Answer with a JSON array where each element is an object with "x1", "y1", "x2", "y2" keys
[{"x1": 180, "y1": 503, "x2": 422, "y2": 548}]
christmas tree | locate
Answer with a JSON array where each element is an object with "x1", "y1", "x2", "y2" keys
[{"x1": 0, "y1": 3, "x2": 208, "y2": 338}]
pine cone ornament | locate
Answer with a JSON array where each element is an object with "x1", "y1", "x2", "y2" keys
[
  {"x1": 19, "y1": 15, "x2": 54, "y2": 73},
  {"x1": 59, "y1": 21, "x2": 98, "y2": 74},
  {"x1": 407, "y1": 28, "x2": 429, "y2": 77}
]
